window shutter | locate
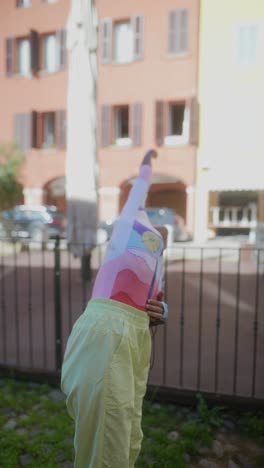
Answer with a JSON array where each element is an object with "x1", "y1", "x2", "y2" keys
[
  {"x1": 180, "y1": 9, "x2": 188, "y2": 53},
  {"x1": 6, "y1": 38, "x2": 14, "y2": 76},
  {"x1": 101, "y1": 19, "x2": 112, "y2": 64},
  {"x1": 168, "y1": 9, "x2": 188, "y2": 54},
  {"x1": 15, "y1": 113, "x2": 32, "y2": 152},
  {"x1": 56, "y1": 110, "x2": 67, "y2": 149},
  {"x1": 156, "y1": 101, "x2": 164, "y2": 146},
  {"x1": 31, "y1": 111, "x2": 39, "y2": 148},
  {"x1": 30, "y1": 30, "x2": 39, "y2": 74},
  {"x1": 169, "y1": 11, "x2": 178, "y2": 53},
  {"x1": 15, "y1": 114, "x2": 23, "y2": 150},
  {"x1": 189, "y1": 97, "x2": 199, "y2": 146},
  {"x1": 131, "y1": 103, "x2": 142, "y2": 146},
  {"x1": 57, "y1": 29, "x2": 67, "y2": 70},
  {"x1": 101, "y1": 105, "x2": 111, "y2": 147},
  {"x1": 133, "y1": 15, "x2": 144, "y2": 60}
]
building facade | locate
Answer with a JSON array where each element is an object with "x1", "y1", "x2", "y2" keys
[
  {"x1": 0, "y1": 0, "x2": 69, "y2": 211},
  {"x1": 96, "y1": 0, "x2": 200, "y2": 233},
  {"x1": 196, "y1": 0, "x2": 264, "y2": 240},
  {"x1": 0, "y1": 0, "x2": 200, "y2": 235}
]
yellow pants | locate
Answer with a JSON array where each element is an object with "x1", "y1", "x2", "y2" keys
[{"x1": 61, "y1": 298, "x2": 151, "y2": 468}]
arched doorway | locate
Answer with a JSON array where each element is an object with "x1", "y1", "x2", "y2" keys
[
  {"x1": 43, "y1": 177, "x2": 66, "y2": 212},
  {"x1": 119, "y1": 174, "x2": 187, "y2": 221}
]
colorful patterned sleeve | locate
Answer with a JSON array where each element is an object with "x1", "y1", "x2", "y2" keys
[{"x1": 108, "y1": 151, "x2": 153, "y2": 254}]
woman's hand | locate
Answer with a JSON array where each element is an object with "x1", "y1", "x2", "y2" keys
[{"x1": 146, "y1": 290, "x2": 166, "y2": 324}]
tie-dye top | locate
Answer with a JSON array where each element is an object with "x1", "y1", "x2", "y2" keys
[{"x1": 92, "y1": 155, "x2": 165, "y2": 312}]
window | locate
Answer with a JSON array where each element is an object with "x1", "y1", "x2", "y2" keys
[
  {"x1": 169, "y1": 103, "x2": 185, "y2": 136},
  {"x1": 165, "y1": 102, "x2": 189, "y2": 145},
  {"x1": 237, "y1": 25, "x2": 258, "y2": 65},
  {"x1": 114, "y1": 22, "x2": 133, "y2": 63},
  {"x1": 43, "y1": 34, "x2": 57, "y2": 72},
  {"x1": 101, "y1": 16, "x2": 144, "y2": 64},
  {"x1": 114, "y1": 106, "x2": 130, "y2": 145},
  {"x1": 168, "y1": 9, "x2": 188, "y2": 54},
  {"x1": 17, "y1": 0, "x2": 31, "y2": 8},
  {"x1": 17, "y1": 38, "x2": 31, "y2": 76},
  {"x1": 6, "y1": 29, "x2": 66, "y2": 78},
  {"x1": 43, "y1": 112, "x2": 55, "y2": 147},
  {"x1": 115, "y1": 107, "x2": 129, "y2": 138},
  {"x1": 156, "y1": 98, "x2": 199, "y2": 146},
  {"x1": 101, "y1": 103, "x2": 142, "y2": 147},
  {"x1": 14, "y1": 110, "x2": 66, "y2": 151}
]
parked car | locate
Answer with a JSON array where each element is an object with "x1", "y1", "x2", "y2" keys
[
  {"x1": 145, "y1": 207, "x2": 191, "y2": 242},
  {"x1": 0, "y1": 205, "x2": 66, "y2": 242},
  {"x1": 98, "y1": 219, "x2": 116, "y2": 242},
  {"x1": 98, "y1": 207, "x2": 191, "y2": 244}
]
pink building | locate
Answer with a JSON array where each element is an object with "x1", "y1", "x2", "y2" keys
[
  {"x1": 0, "y1": 0, "x2": 69, "y2": 211},
  {"x1": 0, "y1": 0, "x2": 200, "y2": 233}
]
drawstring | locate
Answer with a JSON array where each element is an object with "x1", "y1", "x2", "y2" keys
[{"x1": 150, "y1": 326, "x2": 158, "y2": 370}]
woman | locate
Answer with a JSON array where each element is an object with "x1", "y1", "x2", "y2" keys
[{"x1": 61, "y1": 149, "x2": 168, "y2": 468}]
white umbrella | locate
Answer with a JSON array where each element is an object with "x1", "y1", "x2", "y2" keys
[{"x1": 66, "y1": 0, "x2": 98, "y2": 271}]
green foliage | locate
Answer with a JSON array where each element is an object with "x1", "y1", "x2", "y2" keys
[
  {"x1": 0, "y1": 143, "x2": 24, "y2": 210},
  {"x1": 196, "y1": 393, "x2": 224, "y2": 428},
  {"x1": 240, "y1": 412, "x2": 264, "y2": 443},
  {"x1": 180, "y1": 420, "x2": 213, "y2": 453},
  {"x1": 0, "y1": 379, "x2": 74, "y2": 468},
  {"x1": 0, "y1": 379, "x2": 264, "y2": 467}
]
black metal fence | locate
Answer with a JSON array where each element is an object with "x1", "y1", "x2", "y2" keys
[{"x1": 0, "y1": 238, "x2": 263, "y2": 407}]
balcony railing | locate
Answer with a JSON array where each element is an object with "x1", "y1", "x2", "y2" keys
[{"x1": 211, "y1": 204, "x2": 257, "y2": 228}]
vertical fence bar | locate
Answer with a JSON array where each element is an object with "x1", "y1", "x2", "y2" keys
[
  {"x1": 28, "y1": 244, "x2": 33, "y2": 367},
  {"x1": 13, "y1": 241, "x2": 20, "y2": 366},
  {"x1": 98, "y1": 242, "x2": 103, "y2": 269},
  {"x1": 214, "y1": 248, "x2": 222, "y2": 394},
  {"x1": 54, "y1": 237, "x2": 62, "y2": 372},
  {"x1": 179, "y1": 247, "x2": 186, "y2": 388},
  {"x1": 197, "y1": 247, "x2": 204, "y2": 391},
  {"x1": 81, "y1": 245, "x2": 88, "y2": 310},
  {"x1": 233, "y1": 248, "x2": 241, "y2": 395},
  {"x1": 67, "y1": 244, "x2": 73, "y2": 333},
  {"x1": 1, "y1": 241, "x2": 7, "y2": 362},
  {"x1": 162, "y1": 245, "x2": 169, "y2": 386},
  {"x1": 252, "y1": 249, "x2": 260, "y2": 398},
  {"x1": 41, "y1": 243, "x2": 47, "y2": 368}
]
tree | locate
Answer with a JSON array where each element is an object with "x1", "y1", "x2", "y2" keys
[{"x1": 0, "y1": 143, "x2": 24, "y2": 210}]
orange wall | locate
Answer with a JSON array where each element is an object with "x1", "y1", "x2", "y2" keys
[
  {"x1": 0, "y1": 0, "x2": 199, "y2": 204},
  {"x1": 97, "y1": 0, "x2": 199, "y2": 189},
  {"x1": 0, "y1": 0, "x2": 70, "y2": 187}
]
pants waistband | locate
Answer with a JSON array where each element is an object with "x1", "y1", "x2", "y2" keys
[{"x1": 87, "y1": 298, "x2": 149, "y2": 326}]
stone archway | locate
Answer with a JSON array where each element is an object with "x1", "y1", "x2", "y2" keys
[
  {"x1": 43, "y1": 177, "x2": 66, "y2": 212},
  {"x1": 119, "y1": 174, "x2": 187, "y2": 222}
]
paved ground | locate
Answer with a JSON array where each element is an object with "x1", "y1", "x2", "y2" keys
[{"x1": 0, "y1": 242, "x2": 263, "y2": 401}]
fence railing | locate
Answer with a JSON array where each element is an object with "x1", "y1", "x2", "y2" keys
[{"x1": 0, "y1": 237, "x2": 263, "y2": 407}]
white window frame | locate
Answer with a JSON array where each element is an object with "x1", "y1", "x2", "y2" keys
[
  {"x1": 164, "y1": 102, "x2": 190, "y2": 146},
  {"x1": 17, "y1": 38, "x2": 31, "y2": 77},
  {"x1": 114, "y1": 21, "x2": 133, "y2": 64},
  {"x1": 42, "y1": 34, "x2": 57, "y2": 73}
]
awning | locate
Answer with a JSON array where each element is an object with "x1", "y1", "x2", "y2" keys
[{"x1": 207, "y1": 162, "x2": 264, "y2": 192}]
